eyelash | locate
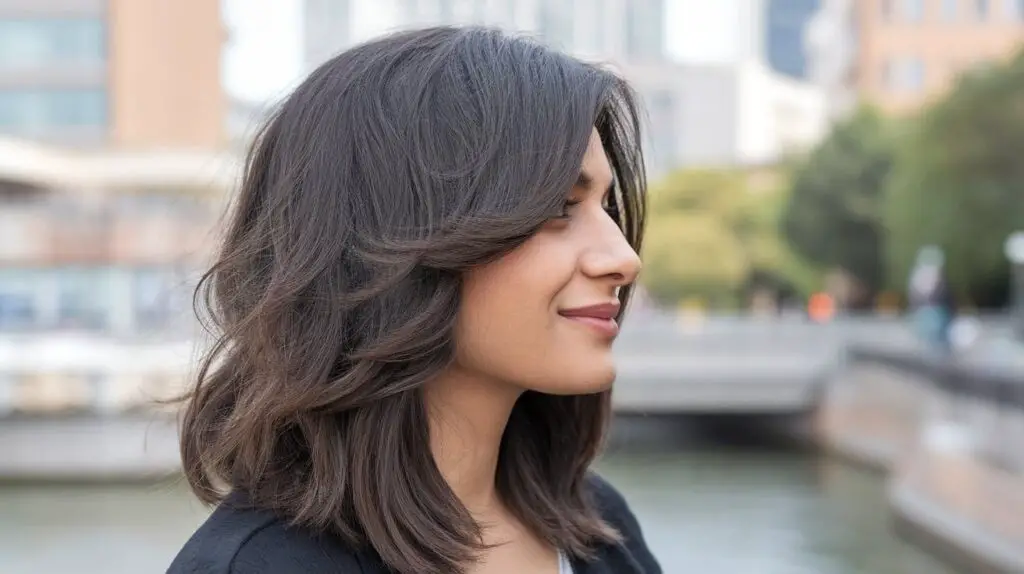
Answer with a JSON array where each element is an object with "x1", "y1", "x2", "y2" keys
[{"x1": 555, "y1": 199, "x2": 620, "y2": 220}]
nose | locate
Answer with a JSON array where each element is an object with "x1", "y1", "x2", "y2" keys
[{"x1": 579, "y1": 215, "x2": 642, "y2": 288}]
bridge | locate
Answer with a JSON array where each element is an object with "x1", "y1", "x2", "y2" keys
[
  {"x1": 612, "y1": 312, "x2": 1013, "y2": 414},
  {"x1": 3, "y1": 314, "x2": 1022, "y2": 571},
  {"x1": 0, "y1": 313, "x2": 1013, "y2": 417}
]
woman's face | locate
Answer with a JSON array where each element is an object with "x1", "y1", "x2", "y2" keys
[{"x1": 454, "y1": 129, "x2": 642, "y2": 396}]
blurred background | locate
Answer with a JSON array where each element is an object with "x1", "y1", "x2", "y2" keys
[{"x1": 2, "y1": 0, "x2": 1024, "y2": 572}]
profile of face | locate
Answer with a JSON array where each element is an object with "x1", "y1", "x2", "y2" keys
[{"x1": 454, "y1": 128, "x2": 642, "y2": 396}]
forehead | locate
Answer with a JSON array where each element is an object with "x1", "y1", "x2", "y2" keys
[{"x1": 580, "y1": 128, "x2": 613, "y2": 184}]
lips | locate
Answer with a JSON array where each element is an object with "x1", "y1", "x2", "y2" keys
[
  {"x1": 558, "y1": 301, "x2": 621, "y2": 338},
  {"x1": 558, "y1": 302, "x2": 621, "y2": 320}
]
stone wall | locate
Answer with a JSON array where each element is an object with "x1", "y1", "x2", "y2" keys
[{"x1": 817, "y1": 350, "x2": 1024, "y2": 572}]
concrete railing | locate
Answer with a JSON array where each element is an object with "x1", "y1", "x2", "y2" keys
[
  {"x1": 845, "y1": 345, "x2": 1024, "y2": 473},
  {"x1": 820, "y1": 343, "x2": 1024, "y2": 573}
]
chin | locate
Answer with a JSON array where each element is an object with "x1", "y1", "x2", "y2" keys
[{"x1": 545, "y1": 362, "x2": 617, "y2": 396}]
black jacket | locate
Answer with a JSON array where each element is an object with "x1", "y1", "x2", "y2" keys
[{"x1": 167, "y1": 474, "x2": 661, "y2": 573}]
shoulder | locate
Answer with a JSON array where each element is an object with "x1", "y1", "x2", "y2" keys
[
  {"x1": 166, "y1": 494, "x2": 367, "y2": 574},
  {"x1": 585, "y1": 473, "x2": 662, "y2": 573},
  {"x1": 585, "y1": 473, "x2": 640, "y2": 536}
]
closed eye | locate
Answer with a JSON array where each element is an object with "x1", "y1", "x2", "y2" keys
[
  {"x1": 602, "y1": 183, "x2": 621, "y2": 222},
  {"x1": 555, "y1": 198, "x2": 583, "y2": 219}
]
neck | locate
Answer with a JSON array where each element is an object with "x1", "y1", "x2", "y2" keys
[{"x1": 425, "y1": 366, "x2": 521, "y2": 515}]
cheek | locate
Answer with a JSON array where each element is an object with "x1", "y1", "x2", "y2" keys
[{"x1": 455, "y1": 236, "x2": 574, "y2": 379}]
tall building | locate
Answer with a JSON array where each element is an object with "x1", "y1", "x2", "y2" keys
[
  {"x1": 0, "y1": 0, "x2": 233, "y2": 345},
  {"x1": 805, "y1": 0, "x2": 859, "y2": 118},
  {"x1": 0, "y1": 0, "x2": 226, "y2": 149},
  {"x1": 765, "y1": 0, "x2": 822, "y2": 78},
  {"x1": 300, "y1": 0, "x2": 828, "y2": 173},
  {"x1": 302, "y1": 0, "x2": 667, "y2": 71},
  {"x1": 304, "y1": 0, "x2": 352, "y2": 73},
  {"x1": 847, "y1": 0, "x2": 1024, "y2": 114},
  {"x1": 304, "y1": 0, "x2": 685, "y2": 170}
]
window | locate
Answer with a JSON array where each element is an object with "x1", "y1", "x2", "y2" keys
[
  {"x1": 976, "y1": 0, "x2": 990, "y2": 19},
  {"x1": 437, "y1": 0, "x2": 453, "y2": 21},
  {"x1": 942, "y1": 0, "x2": 958, "y2": 20},
  {"x1": 649, "y1": 90, "x2": 676, "y2": 168},
  {"x1": 1007, "y1": 0, "x2": 1024, "y2": 19},
  {"x1": 766, "y1": 0, "x2": 820, "y2": 78},
  {"x1": 0, "y1": 18, "x2": 105, "y2": 69},
  {"x1": 132, "y1": 267, "x2": 177, "y2": 331},
  {"x1": 884, "y1": 57, "x2": 926, "y2": 91},
  {"x1": 625, "y1": 0, "x2": 665, "y2": 60},
  {"x1": 881, "y1": 0, "x2": 895, "y2": 20},
  {"x1": 55, "y1": 267, "x2": 108, "y2": 330},
  {"x1": 537, "y1": 0, "x2": 574, "y2": 49},
  {"x1": 469, "y1": 0, "x2": 487, "y2": 23},
  {"x1": 902, "y1": 0, "x2": 924, "y2": 21},
  {"x1": 0, "y1": 89, "x2": 107, "y2": 134},
  {"x1": 0, "y1": 269, "x2": 38, "y2": 330}
]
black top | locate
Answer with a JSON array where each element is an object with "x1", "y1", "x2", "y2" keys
[{"x1": 167, "y1": 474, "x2": 661, "y2": 574}]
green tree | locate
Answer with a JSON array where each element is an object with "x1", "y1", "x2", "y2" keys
[
  {"x1": 884, "y1": 55, "x2": 1024, "y2": 307},
  {"x1": 642, "y1": 211, "x2": 748, "y2": 307},
  {"x1": 641, "y1": 170, "x2": 749, "y2": 307},
  {"x1": 780, "y1": 107, "x2": 895, "y2": 305},
  {"x1": 641, "y1": 168, "x2": 822, "y2": 307}
]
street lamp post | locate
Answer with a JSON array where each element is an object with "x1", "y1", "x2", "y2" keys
[{"x1": 1004, "y1": 231, "x2": 1024, "y2": 341}]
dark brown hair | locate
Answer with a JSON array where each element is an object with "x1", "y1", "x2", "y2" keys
[{"x1": 179, "y1": 25, "x2": 646, "y2": 574}]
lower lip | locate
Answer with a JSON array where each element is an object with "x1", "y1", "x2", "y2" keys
[{"x1": 561, "y1": 315, "x2": 619, "y2": 337}]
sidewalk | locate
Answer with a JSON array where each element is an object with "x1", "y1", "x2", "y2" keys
[{"x1": 957, "y1": 334, "x2": 1024, "y2": 373}]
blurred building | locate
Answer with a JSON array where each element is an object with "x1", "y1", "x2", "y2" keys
[
  {"x1": 856, "y1": 0, "x2": 1024, "y2": 114},
  {"x1": 766, "y1": 0, "x2": 822, "y2": 78},
  {"x1": 301, "y1": 0, "x2": 825, "y2": 173},
  {"x1": 302, "y1": 0, "x2": 683, "y2": 174},
  {"x1": 0, "y1": 140, "x2": 239, "y2": 338},
  {"x1": 807, "y1": 0, "x2": 1024, "y2": 116},
  {"x1": 304, "y1": 0, "x2": 666, "y2": 70},
  {"x1": 629, "y1": 61, "x2": 827, "y2": 168},
  {"x1": 226, "y1": 96, "x2": 272, "y2": 149},
  {"x1": 0, "y1": 0, "x2": 234, "y2": 346},
  {"x1": 0, "y1": 0, "x2": 225, "y2": 149},
  {"x1": 805, "y1": 0, "x2": 859, "y2": 118}
]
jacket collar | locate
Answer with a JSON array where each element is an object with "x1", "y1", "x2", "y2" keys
[
  {"x1": 359, "y1": 541, "x2": 646, "y2": 574},
  {"x1": 571, "y1": 540, "x2": 646, "y2": 574}
]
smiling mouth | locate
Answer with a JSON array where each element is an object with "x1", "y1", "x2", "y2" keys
[{"x1": 558, "y1": 302, "x2": 620, "y2": 338}]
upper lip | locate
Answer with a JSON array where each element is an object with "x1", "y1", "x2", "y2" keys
[{"x1": 559, "y1": 301, "x2": 621, "y2": 320}]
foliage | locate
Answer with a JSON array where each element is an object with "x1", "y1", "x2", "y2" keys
[
  {"x1": 780, "y1": 106, "x2": 895, "y2": 301},
  {"x1": 883, "y1": 54, "x2": 1024, "y2": 307},
  {"x1": 642, "y1": 211, "x2": 748, "y2": 307},
  {"x1": 641, "y1": 168, "x2": 822, "y2": 308}
]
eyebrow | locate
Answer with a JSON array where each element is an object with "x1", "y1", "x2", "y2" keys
[{"x1": 575, "y1": 172, "x2": 616, "y2": 196}]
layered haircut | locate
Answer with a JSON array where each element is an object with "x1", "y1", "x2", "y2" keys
[{"x1": 179, "y1": 26, "x2": 646, "y2": 574}]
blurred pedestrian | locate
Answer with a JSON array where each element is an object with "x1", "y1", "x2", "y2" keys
[
  {"x1": 167, "y1": 26, "x2": 660, "y2": 574},
  {"x1": 907, "y1": 246, "x2": 956, "y2": 354}
]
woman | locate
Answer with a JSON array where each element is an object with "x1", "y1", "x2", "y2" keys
[{"x1": 168, "y1": 26, "x2": 660, "y2": 574}]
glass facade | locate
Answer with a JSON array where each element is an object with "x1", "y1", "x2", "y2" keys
[
  {"x1": 0, "y1": 265, "x2": 191, "y2": 334},
  {"x1": 537, "y1": 0, "x2": 574, "y2": 50},
  {"x1": 625, "y1": 0, "x2": 665, "y2": 61},
  {"x1": 0, "y1": 89, "x2": 107, "y2": 134},
  {"x1": 1009, "y1": 0, "x2": 1024, "y2": 19},
  {"x1": 648, "y1": 90, "x2": 676, "y2": 171},
  {"x1": 883, "y1": 56, "x2": 926, "y2": 91},
  {"x1": 942, "y1": 0, "x2": 958, "y2": 20},
  {"x1": 0, "y1": 18, "x2": 105, "y2": 69},
  {"x1": 976, "y1": 0, "x2": 990, "y2": 19},
  {"x1": 765, "y1": 0, "x2": 821, "y2": 79},
  {"x1": 902, "y1": 0, "x2": 925, "y2": 21}
]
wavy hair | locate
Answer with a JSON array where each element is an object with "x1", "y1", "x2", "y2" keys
[{"x1": 178, "y1": 26, "x2": 646, "y2": 574}]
